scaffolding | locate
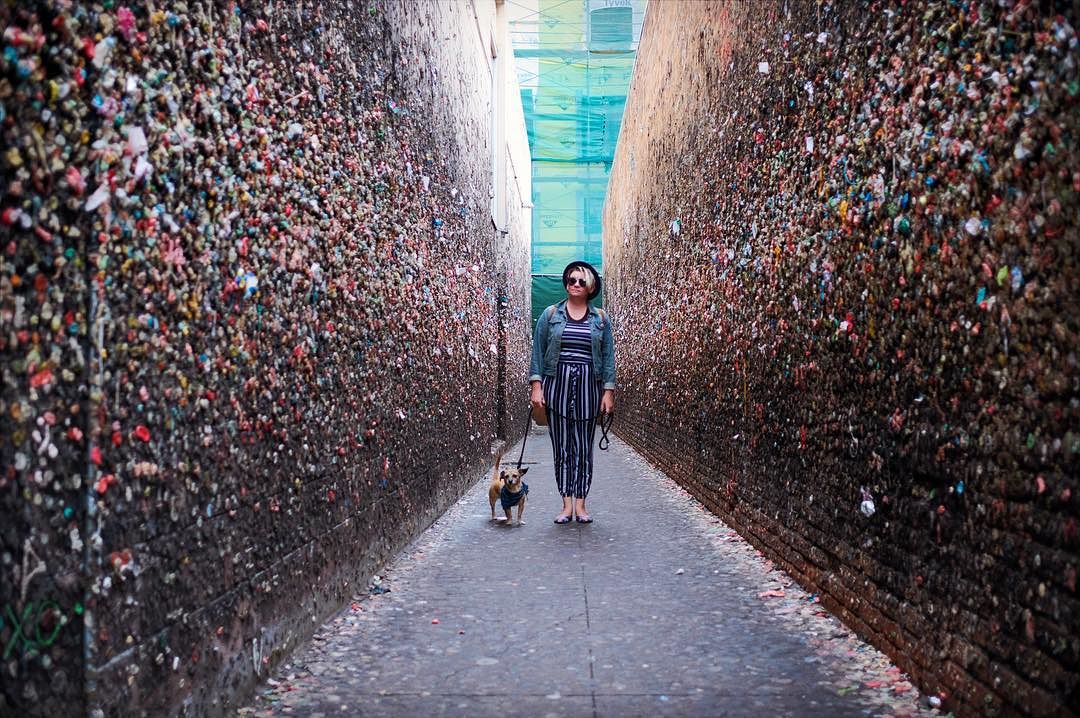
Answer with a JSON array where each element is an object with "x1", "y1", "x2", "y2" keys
[{"x1": 509, "y1": 0, "x2": 647, "y2": 322}]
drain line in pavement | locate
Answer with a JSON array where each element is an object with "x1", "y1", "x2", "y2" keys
[{"x1": 581, "y1": 561, "x2": 598, "y2": 717}]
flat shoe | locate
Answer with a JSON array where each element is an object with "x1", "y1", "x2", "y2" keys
[
  {"x1": 553, "y1": 515, "x2": 572, "y2": 524},
  {"x1": 575, "y1": 515, "x2": 592, "y2": 523}
]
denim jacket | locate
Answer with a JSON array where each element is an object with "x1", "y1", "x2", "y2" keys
[{"x1": 529, "y1": 301, "x2": 615, "y2": 391}]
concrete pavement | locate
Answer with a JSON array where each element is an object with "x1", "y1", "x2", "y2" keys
[{"x1": 238, "y1": 427, "x2": 933, "y2": 717}]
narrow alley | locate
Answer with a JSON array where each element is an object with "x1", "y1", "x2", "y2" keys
[{"x1": 239, "y1": 430, "x2": 934, "y2": 718}]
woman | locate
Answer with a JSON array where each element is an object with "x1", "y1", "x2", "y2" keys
[{"x1": 529, "y1": 261, "x2": 615, "y2": 524}]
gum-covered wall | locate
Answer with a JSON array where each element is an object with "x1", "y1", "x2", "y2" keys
[
  {"x1": 0, "y1": 1, "x2": 531, "y2": 716},
  {"x1": 605, "y1": 1, "x2": 1078, "y2": 715}
]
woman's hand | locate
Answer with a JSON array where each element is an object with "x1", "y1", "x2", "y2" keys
[
  {"x1": 600, "y1": 390, "x2": 614, "y2": 416},
  {"x1": 530, "y1": 382, "x2": 545, "y2": 411}
]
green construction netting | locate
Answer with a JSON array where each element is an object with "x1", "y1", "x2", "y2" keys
[
  {"x1": 510, "y1": 0, "x2": 647, "y2": 324},
  {"x1": 531, "y1": 274, "x2": 603, "y2": 326}
]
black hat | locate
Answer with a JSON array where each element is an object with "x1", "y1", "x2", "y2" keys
[{"x1": 562, "y1": 261, "x2": 602, "y2": 300}]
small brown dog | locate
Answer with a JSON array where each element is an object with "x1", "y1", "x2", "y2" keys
[{"x1": 488, "y1": 450, "x2": 529, "y2": 526}]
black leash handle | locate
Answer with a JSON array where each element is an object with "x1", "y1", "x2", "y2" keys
[{"x1": 597, "y1": 410, "x2": 614, "y2": 451}]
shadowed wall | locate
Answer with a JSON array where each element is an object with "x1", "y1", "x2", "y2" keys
[{"x1": 0, "y1": 1, "x2": 530, "y2": 715}]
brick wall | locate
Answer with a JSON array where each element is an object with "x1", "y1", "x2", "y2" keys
[
  {"x1": 0, "y1": 1, "x2": 530, "y2": 716},
  {"x1": 604, "y1": 1, "x2": 1078, "y2": 715}
]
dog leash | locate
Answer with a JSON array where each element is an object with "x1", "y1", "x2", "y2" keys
[
  {"x1": 515, "y1": 406, "x2": 533, "y2": 470},
  {"x1": 545, "y1": 407, "x2": 615, "y2": 450},
  {"x1": 516, "y1": 406, "x2": 614, "y2": 470},
  {"x1": 596, "y1": 410, "x2": 614, "y2": 450}
]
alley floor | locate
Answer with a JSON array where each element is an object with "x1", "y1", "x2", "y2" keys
[{"x1": 237, "y1": 428, "x2": 936, "y2": 718}]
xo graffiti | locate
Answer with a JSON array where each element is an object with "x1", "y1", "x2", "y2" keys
[{"x1": 1, "y1": 599, "x2": 81, "y2": 660}]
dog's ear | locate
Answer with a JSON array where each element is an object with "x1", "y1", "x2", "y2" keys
[
  {"x1": 518, "y1": 467, "x2": 528, "y2": 476},
  {"x1": 499, "y1": 470, "x2": 507, "y2": 481}
]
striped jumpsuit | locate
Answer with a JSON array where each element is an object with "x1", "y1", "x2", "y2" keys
[{"x1": 542, "y1": 313, "x2": 601, "y2": 499}]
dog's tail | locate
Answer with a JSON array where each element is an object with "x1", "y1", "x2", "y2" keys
[{"x1": 491, "y1": 439, "x2": 507, "y2": 475}]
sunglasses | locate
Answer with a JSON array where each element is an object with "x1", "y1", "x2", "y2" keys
[{"x1": 566, "y1": 277, "x2": 589, "y2": 287}]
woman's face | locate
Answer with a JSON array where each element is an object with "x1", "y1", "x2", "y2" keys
[{"x1": 566, "y1": 270, "x2": 589, "y2": 300}]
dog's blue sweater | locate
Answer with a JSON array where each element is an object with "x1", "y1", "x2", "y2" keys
[{"x1": 500, "y1": 482, "x2": 529, "y2": 511}]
